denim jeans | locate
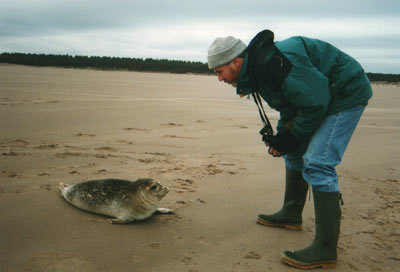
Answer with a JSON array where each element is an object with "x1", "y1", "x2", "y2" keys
[{"x1": 284, "y1": 105, "x2": 366, "y2": 192}]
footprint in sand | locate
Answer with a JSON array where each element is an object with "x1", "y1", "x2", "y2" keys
[
  {"x1": 244, "y1": 251, "x2": 262, "y2": 260},
  {"x1": 94, "y1": 146, "x2": 117, "y2": 152},
  {"x1": 2, "y1": 152, "x2": 18, "y2": 156},
  {"x1": 161, "y1": 134, "x2": 198, "y2": 140},
  {"x1": 116, "y1": 139, "x2": 134, "y2": 145},
  {"x1": 34, "y1": 144, "x2": 58, "y2": 149},
  {"x1": 205, "y1": 164, "x2": 224, "y2": 175},
  {"x1": 149, "y1": 243, "x2": 160, "y2": 250},
  {"x1": 138, "y1": 158, "x2": 154, "y2": 164},
  {"x1": 6, "y1": 139, "x2": 29, "y2": 147},
  {"x1": 75, "y1": 132, "x2": 96, "y2": 137},
  {"x1": 56, "y1": 152, "x2": 82, "y2": 158},
  {"x1": 39, "y1": 184, "x2": 52, "y2": 191},
  {"x1": 172, "y1": 178, "x2": 196, "y2": 194},
  {"x1": 1, "y1": 171, "x2": 19, "y2": 178},
  {"x1": 163, "y1": 122, "x2": 183, "y2": 127},
  {"x1": 233, "y1": 124, "x2": 248, "y2": 129},
  {"x1": 123, "y1": 127, "x2": 151, "y2": 132}
]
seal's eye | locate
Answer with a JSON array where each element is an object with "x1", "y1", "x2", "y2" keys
[{"x1": 150, "y1": 184, "x2": 158, "y2": 191}]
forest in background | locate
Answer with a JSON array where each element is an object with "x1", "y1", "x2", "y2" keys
[{"x1": 1, "y1": 52, "x2": 399, "y2": 83}]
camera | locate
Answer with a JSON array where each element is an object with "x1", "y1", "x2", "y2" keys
[{"x1": 259, "y1": 124, "x2": 274, "y2": 137}]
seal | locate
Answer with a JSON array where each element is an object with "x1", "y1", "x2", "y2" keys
[{"x1": 59, "y1": 178, "x2": 172, "y2": 224}]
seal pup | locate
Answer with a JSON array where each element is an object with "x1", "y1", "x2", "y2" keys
[{"x1": 59, "y1": 178, "x2": 172, "y2": 224}]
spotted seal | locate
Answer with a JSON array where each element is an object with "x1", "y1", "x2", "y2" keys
[{"x1": 59, "y1": 178, "x2": 172, "y2": 224}]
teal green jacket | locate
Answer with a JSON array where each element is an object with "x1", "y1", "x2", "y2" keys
[{"x1": 237, "y1": 35, "x2": 373, "y2": 140}]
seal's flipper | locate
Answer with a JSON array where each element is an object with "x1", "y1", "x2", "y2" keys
[
  {"x1": 156, "y1": 208, "x2": 174, "y2": 214},
  {"x1": 107, "y1": 216, "x2": 135, "y2": 224}
]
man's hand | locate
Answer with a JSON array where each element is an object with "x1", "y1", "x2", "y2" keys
[{"x1": 266, "y1": 145, "x2": 283, "y2": 157}]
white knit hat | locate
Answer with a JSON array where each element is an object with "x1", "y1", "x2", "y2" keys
[{"x1": 207, "y1": 36, "x2": 246, "y2": 69}]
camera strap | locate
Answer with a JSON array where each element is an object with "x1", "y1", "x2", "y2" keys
[{"x1": 251, "y1": 92, "x2": 274, "y2": 136}]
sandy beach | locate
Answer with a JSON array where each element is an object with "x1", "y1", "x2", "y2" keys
[{"x1": 0, "y1": 64, "x2": 399, "y2": 271}]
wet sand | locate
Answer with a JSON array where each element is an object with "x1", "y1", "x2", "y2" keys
[{"x1": 0, "y1": 64, "x2": 399, "y2": 271}]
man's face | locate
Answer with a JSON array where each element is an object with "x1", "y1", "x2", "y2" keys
[{"x1": 213, "y1": 58, "x2": 242, "y2": 87}]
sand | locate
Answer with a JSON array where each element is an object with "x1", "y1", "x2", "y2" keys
[{"x1": 0, "y1": 63, "x2": 399, "y2": 271}]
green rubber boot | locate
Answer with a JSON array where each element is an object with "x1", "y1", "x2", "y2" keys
[
  {"x1": 281, "y1": 190, "x2": 342, "y2": 269},
  {"x1": 257, "y1": 167, "x2": 309, "y2": 231}
]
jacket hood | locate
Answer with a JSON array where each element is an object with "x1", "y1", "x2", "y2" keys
[
  {"x1": 236, "y1": 53, "x2": 252, "y2": 96},
  {"x1": 236, "y1": 29, "x2": 276, "y2": 96}
]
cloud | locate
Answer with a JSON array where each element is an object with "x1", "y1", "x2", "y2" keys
[
  {"x1": 1, "y1": 0, "x2": 399, "y2": 72},
  {"x1": 2, "y1": 0, "x2": 399, "y2": 34}
]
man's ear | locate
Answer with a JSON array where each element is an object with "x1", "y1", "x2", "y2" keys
[{"x1": 232, "y1": 57, "x2": 244, "y2": 69}]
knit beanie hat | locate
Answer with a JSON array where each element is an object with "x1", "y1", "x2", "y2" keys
[{"x1": 207, "y1": 36, "x2": 246, "y2": 69}]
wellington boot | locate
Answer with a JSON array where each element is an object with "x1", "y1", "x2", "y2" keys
[
  {"x1": 257, "y1": 167, "x2": 308, "y2": 231},
  {"x1": 282, "y1": 190, "x2": 342, "y2": 269}
]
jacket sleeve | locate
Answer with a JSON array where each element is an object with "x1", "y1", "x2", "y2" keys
[
  {"x1": 281, "y1": 60, "x2": 331, "y2": 140},
  {"x1": 277, "y1": 112, "x2": 293, "y2": 133}
]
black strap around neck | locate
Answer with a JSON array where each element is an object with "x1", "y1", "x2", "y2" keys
[{"x1": 251, "y1": 92, "x2": 274, "y2": 136}]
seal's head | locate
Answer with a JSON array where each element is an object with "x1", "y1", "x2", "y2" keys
[{"x1": 139, "y1": 178, "x2": 169, "y2": 201}]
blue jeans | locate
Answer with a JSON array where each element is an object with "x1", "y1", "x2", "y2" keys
[{"x1": 284, "y1": 105, "x2": 365, "y2": 192}]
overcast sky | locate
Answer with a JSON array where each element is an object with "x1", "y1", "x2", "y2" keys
[{"x1": 1, "y1": 0, "x2": 399, "y2": 73}]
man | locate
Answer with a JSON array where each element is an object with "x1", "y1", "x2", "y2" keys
[{"x1": 207, "y1": 30, "x2": 372, "y2": 269}]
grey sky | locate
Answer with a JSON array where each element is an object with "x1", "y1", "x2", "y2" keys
[{"x1": 1, "y1": 0, "x2": 399, "y2": 73}]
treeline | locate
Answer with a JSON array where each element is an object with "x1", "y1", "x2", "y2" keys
[
  {"x1": 1, "y1": 52, "x2": 399, "y2": 82},
  {"x1": 365, "y1": 73, "x2": 400, "y2": 83},
  {"x1": 0, "y1": 52, "x2": 212, "y2": 75}
]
